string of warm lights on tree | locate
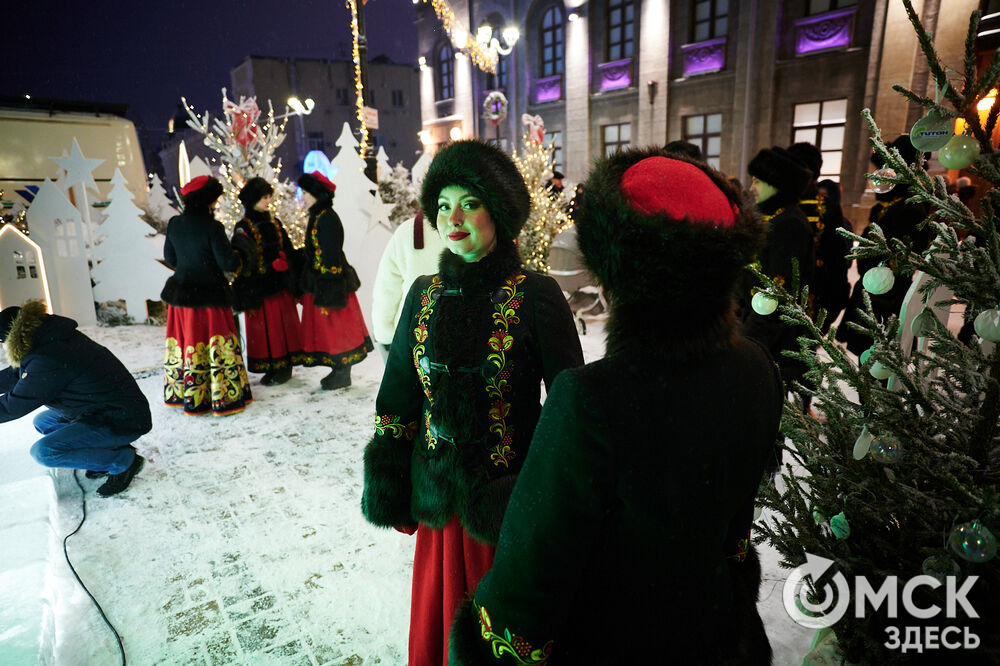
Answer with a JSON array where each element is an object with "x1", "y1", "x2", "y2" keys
[{"x1": 346, "y1": 0, "x2": 371, "y2": 162}]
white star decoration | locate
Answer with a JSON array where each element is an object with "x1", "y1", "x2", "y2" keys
[{"x1": 50, "y1": 137, "x2": 104, "y2": 192}]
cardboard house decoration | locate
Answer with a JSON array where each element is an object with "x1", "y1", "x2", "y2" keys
[{"x1": 0, "y1": 225, "x2": 51, "y2": 311}]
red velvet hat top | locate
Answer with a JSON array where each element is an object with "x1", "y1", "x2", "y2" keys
[
  {"x1": 180, "y1": 175, "x2": 211, "y2": 197},
  {"x1": 308, "y1": 171, "x2": 336, "y2": 193},
  {"x1": 620, "y1": 156, "x2": 738, "y2": 228}
]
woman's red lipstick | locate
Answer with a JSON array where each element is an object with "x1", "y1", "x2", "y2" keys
[{"x1": 448, "y1": 231, "x2": 470, "y2": 240}]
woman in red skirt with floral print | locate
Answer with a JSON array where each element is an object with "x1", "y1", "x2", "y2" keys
[
  {"x1": 296, "y1": 171, "x2": 373, "y2": 390},
  {"x1": 161, "y1": 176, "x2": 254, "y2": 416}
]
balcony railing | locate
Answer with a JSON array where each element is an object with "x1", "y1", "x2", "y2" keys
[
  {"x1": 680, "y1": 37, "x2": 727, "y2": 77},
  {"x1": 597, "y1": 58, "x2": 633, "y2": 92},
  {"x1": 534, "y1": 74, "x2": 563, "y2": 104},
  {"x1": 794, "y1": 7, "x2": 857, "y2": 55}
]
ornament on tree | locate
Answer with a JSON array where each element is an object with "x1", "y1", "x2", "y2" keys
[
  {"x1": 521, "y1": 113, "x2": 545, "y2": 145},
  {"x1": 862, "y1": 264, "x2": 895, "y2": 294},
  {"x1": 224, "y1": 96, "x2": 262, "y2": 148},
  {"x1": 938, "y1": 134, "x2": 981, "y2": 170},
  {"x1": 853, "y1": 425, "x2": 873, "y2": 460},
  {"x1": 973, "y1": 307, "x2": 1000, "y2": 341},
  {"x1": 830, "y1": 512, "x2": 850, "y2": 540},
  {"x1": 869, "y1": 360, "x2": 893, "y2": 380},
  {"x1": 812, "y1": 507, "x2": 827, "y2": 524},
  {"x1": 870, "y1": 434, "x2": 902, "y2": 462},
  {"x1": 910, "y1": 306, "x2": 938, "y2": 337},
  {"x1": 869, "y1": 167, "x2": 897, "y2": 194},
  {"x1": 909, "y1": 109, "x2": 953, "y2": 152},
  {"x1": 921, "y1": 553, "x2": 962, "y2": 584},
  {"x1": 751, "y1": 291, "x2": 779, "y2": 315},
  {"x1": 949, "y1": 520, "x2": 997, "y2": 563}
]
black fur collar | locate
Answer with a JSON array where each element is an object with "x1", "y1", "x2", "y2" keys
[
  {"x1": 757, "y1": 194, "x2": 800, "y2": 215},
  {"x1": 605, "y1": 295, "x2": 739, "y2": 361},
  {"x1": 438, "y1": 240, "x2": 523, "y2": 292},
  {"x1": 308, "y1": 195, "x2": 334, "y2": 217},
  {"x1": 184, "y1": 204, "x2": 213, "y2": 218},
  {"x1": 246, "y1": 209, "x2": 270, "y2": 225}
]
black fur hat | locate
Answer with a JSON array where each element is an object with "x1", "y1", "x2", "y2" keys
[
  {"x1": 298, "y1": 171, "x2": 337, "y2": 200},
  {"x1": 748, "y1": 146, "x2": 812, "y2": 198},
  {"x1": 239, "y1": 176, "x2": 273, "y2": 210},
  {"x1": 420, "y1": 140, "x2": 531, "y2": 242},
  {"x1": 577, "y1": 147, "x2": 764, "y2": 339},
  {"x1": 180, "y1": 176, "x2": 224, "y2": 212},
  {"x1": 787, "y1": 142, "x2": 822, "y2": 180}
]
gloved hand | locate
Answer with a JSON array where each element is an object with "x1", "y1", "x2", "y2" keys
[
  {"x1": 231, "y1": 231, "x2": 257, "y2": 271},
  {"x1": 272, "y1": 250, "x2": 289, "y2": 272},
  {"x1": 394, "y1": 524, "x2": 418, "y2": 535}
]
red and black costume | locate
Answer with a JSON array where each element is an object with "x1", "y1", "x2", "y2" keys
[
  {"x1": 233, "y1": 177, "x2": 302, "y2": 384},
  {"x1": 160, "y1": 176, "x2": 253, "y2": 416},
  {"x1": 296, "y1": 171, "x2": 373, "y2": 389}
]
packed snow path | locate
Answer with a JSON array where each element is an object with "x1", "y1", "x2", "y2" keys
[{"x1": 1, "y1": 322, "x2": 814, "y2": 665}]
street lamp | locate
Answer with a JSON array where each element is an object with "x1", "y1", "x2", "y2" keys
[
  {"x1": 273, "y1": 96, "x2": 315, "y2": 121},
  {"x1": 476, "y1": 24, "x2": 519, "y2": 56}
]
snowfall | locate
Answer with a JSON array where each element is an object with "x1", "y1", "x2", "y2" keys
[{"x1": 0, "y1": 317, "x2": 821, "y2": 665}]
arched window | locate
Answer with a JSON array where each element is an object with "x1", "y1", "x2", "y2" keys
[
  {"x1": 540, "y1": 6, "x2": 564, "y2": 76},
  {"x1": 437, "y1": 42, "x2": 454, "y2": 100}
]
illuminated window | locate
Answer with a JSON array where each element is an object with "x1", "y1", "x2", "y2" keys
[
  {"x1": 793, "y1": 98, "x2": 848, "y2": 181},
  {"x1": 437, "y1": 42, "x2": 454, "y2": 100},
  {"x1": 544, "y1": 131, "x2": 563, "y2": 172},
  {"x1": 682, "y1": 112, "x2": 723, "y2": 169},
  {"x1": 607, "y1": 0, "x2": 635, "y2": 61},
  {"x1": 541, "y1": 6, "x2": 564, "y2": 76},
  {"x1": 602, "y1": 122, "x2": 631, "y2": 156},
  {"x1": 693, "y1": 0, "x2": 728, "y2": 42},
  {"x1": 808, "y1": 0, "x2": 857, "y2": 15}
]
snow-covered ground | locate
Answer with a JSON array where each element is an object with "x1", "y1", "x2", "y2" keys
[{"x1": 1, "y1": 319, "x2": 817, "y2": 665}]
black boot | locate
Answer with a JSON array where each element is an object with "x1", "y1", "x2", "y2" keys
[
  {"x1": 97, "y1": 452, "x2": 146, "y2": 497},
  {"x1": 320, "y1": 366, "x2": 352, "y2": 390},
  {"x1": 84, "y1": 470, "x2": 107, "y2": 479},
  {"x1": 268, "y1": 365, "x2": 292, "y2": 385},
  {"x1": 259, "y1": 371, "x2": 275, "y2": 385}
]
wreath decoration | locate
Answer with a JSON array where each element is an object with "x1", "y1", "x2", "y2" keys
[{"x1": 483, "y1": 91, "x2": 509, "y2": 126}]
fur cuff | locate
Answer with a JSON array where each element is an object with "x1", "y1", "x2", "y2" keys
[
  {"x1": 361, "y1": 435, "x2": 415, "y2": 528},
  {"x1": 458, "y1": 473, "x2": 518, "y2": 545},
  {"x1": 448, "y1": 598, "x2": 492, "y2": 666}
]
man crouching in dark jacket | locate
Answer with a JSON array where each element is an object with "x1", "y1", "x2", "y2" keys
[{"x1": 0, "y1": 301, "x2": 151, "y2": 496}]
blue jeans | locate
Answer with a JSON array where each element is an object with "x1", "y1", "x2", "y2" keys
[{"x1": 31, "y1": 410, "x2": 139, "y2": 474}]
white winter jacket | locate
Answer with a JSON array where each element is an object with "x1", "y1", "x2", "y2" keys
[{"x1": 371, "y1": 215, "x2": 446, "y2": 344}]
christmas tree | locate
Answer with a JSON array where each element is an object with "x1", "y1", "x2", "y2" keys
[
  {"x1": 753, "y1": 2, "x2": 1000, "y2": 662},
  {"x1": 91, "y1": 169, "x2": 172, "y2": 322},
  {"x1": 512, "y1": 115, "x2": 572, "y2": 273},
  {"x1": 182, "y1": 89, "x2": 308, "y2": 247},
  {"x1": 377, "y1": 161, "x2": 421, "y2": 230},
  {"x1": 144, "y1": 173, "x2": 177, "y2": 234}
]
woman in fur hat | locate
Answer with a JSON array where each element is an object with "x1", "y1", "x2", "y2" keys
[
  {"x1": 161, "y1": 175, "x2": 254, "y2": 416},
  {"x1": 233, "y1": 177, "x2": 302, "y2": 385},
  {"x1": 743, "y1": 146, "x2": 816, "y2": 389},
  {"x1": 448, "y1": 148, "x2": 782, "y2": 665},
  {"x1": 361, "y1": 139, "x2": 584, "y2": 665},
  {"x1": 836, "y1": 135, "x2": 931, "y2": 355},
  {"x1": 296, "y1": 171, "x2": 374, "y2": 390}
]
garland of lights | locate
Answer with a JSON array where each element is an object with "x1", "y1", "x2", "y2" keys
[
  {"x1": 419, "y1": 0, "x2": 497, "y2": 74},
  {"x1": 347, "y1": 0, "x2": 371, "y2": 162}
]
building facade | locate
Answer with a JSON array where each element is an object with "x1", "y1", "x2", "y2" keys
[
  {"x1": 228, "y1": 55, "x2": 423, "y2": 175},
  {"x1": 415, "y1": 0, "x2": 984, "y2": 223}
]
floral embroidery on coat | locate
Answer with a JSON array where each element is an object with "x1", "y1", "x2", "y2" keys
[
  {"x1": 311, "y1": 211, "x2": 344, "y2": 275},
  {"x1": 485, "y1": 273, "x2": 525, "y2": 467},
  {"x1": 476, "y1": 603, "x2": 553, "y2": 664},
  {"x1": 375, "y1": 414, "x2": 417, "y2": 440},
  {"x1": 412, "y1": 276, "x2": 443, "y2": 402}
]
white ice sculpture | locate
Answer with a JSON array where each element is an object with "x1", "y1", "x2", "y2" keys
[{"x1": 91, "y1": 169, "x2": 172, "y2": 321}]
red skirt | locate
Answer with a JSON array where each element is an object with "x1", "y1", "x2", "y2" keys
[
  {"x1": 296, "y1": 292, "x2": 373, "y2": 367},
  {"x1": 244, "y1": 290, "x2": 302, "y2": 373},
  {"x1": 164, "y1": 304, "x2": 252, "y2": 416},
  {"x1": 409, "y1": 516, "x2": 495, "y2": 666}
]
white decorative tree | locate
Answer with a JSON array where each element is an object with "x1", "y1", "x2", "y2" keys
[
  {"x1": 376, "y1": 145, "x2": 392, "y2": 182},
  {"x1": 91, "y1": 169, "x2": 171, "y2": 322},
  {"x1": 183, "y1": 89, "x2": 309, "y2": 247},
  {"x1": 411, "y1": 151, "x2": 433, "y2": 187},
  {"x1": 145, "y1": 173, "x2": 178, "y2": 233}
]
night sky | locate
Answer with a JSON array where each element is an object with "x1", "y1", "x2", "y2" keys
[{"x1": 2, "y1": 0, "x2": 418, "y2": 151}]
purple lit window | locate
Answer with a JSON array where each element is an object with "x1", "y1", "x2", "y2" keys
[
  {"x1": 794, "y1": 7, "x2": 856, "y2": 55},
  {"x1": 681, "y1": 37, "x2": 726, "y2": 76},
  {"x1": 598, "y1": 59, "x2": 632, "y2": 91},
  {"x1": 535, "y1": 75, "x2": 563, "y2": 103}
]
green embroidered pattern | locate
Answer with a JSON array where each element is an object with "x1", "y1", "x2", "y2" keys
[
  {"x1": 375, "y1": 414, "x2": 417, "y2": 440},
  {"x1": 485, "y1": 273, "x2": 525, "y2": 468},
  {"x1": 412, "y1": 276, "x2": 443, "y2": 402},
  {"x1": 311, "y1": 210, "x2": 343, "y2": 275},
  {"x1": 423, "y1": 410, "x2": 437, "y2": 451},
  {"x1": 476, "y1": 603, "x2": 552, "y2": 664}
]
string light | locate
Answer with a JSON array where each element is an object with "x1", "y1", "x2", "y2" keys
[
  {"x1": 347, "y1": 0, "x2": 370, "y2": 162},
  {"x1": 419, "y1": 0, "x2": 497, "y2": 74}
]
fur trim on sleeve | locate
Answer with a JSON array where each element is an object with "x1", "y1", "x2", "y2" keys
[{"x1": 361, "y1": 434, "x2": 415, "y2": 528}]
